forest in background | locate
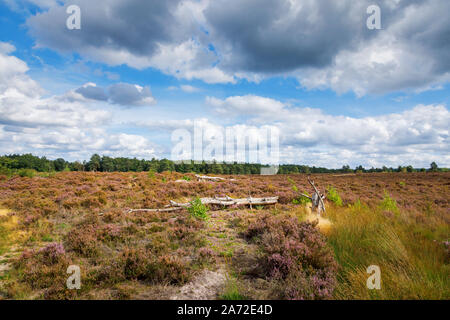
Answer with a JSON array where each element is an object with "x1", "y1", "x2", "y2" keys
[{"x1": 0, "y1": 153, "x2": 447, "y2": 176}]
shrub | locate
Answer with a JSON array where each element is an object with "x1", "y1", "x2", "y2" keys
[
  {"x1": 326, "y1": 186, "x2": 343, "y2": 206},
  {"x1": 37, "y1": 242, "x2": 66, "y2": 265},
  {"x1": 12, "y1": 243, "x2": 74, "y2": 299},
  {"x1": 244, "y1": 214, "x2": 337, "y2": 299},
  {"x1": 120, "y1": 247, "x2": 190, "y2": 284},
  {"x1": 188, "y1": 197, "x2": 209, "y2": 220},
  {"x1": 197, "y1": 247, "x2": 216, "y2": 265},
  {"x1": 64, "y1": 225, "x2": 100, "y2": 257},
  {"x1": 18, "y1": 169, "x2": 36, "y2": 178},
  {"x1": 379, "y1": 191, "x2": 398, "y2": 213},
  {"x1": 288, "y1": 178, "x2": 311, "y2": 205},
  {"x1": 98, "y1": 224, "x2": 123, "y2": 242}
]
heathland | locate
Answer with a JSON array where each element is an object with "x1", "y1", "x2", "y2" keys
[{"x1": 0, "y1": 172, "x2": 448, "y2": 300}]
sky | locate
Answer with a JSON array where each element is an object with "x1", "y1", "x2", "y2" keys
[{"x1": 0, "y1": 0, "x2": 449, "y2": 168}]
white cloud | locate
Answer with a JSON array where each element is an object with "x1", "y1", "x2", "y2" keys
[
  {"x1": 179, "y1": 95, "x2": 450, "y2": 167},
  {"x1": 0, "y1": 42, "x2": 159, "y2": 161},
  {"x1": 24, "y1": 0, "x2": 450, "y2": 94},
  {"x1": 206, "y1": 95, "x2": 285, "y2": 115},
  {"x1": 180, "y1": 85, "x2": 201, "y2": 93},
  {"x1": 75, "y1": 83, "x2": 157, "y2": 106}
]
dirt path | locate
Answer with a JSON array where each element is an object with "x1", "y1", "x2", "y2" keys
[
  {"x1": 167, "y1": 210, "x2": 254, "y2": 300},
  {"x1": 170, "y1": 268, "x2": 227, "y2": 300}
]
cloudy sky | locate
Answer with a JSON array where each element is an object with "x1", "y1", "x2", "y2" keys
[{"x1": 0, "y1": 0, "x2": 449, "y2": 168}]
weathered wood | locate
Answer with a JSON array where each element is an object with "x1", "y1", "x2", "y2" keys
[
  {"x1": 195, "y1": 174, "x2": 226, "y2": 181},
  {"x1": 170, "y1": 196, "x2": 279, "y2": 207},
  {"x1": 127, "y1": 207, "x2": 184, "y2": 213},
  {"x1": 308, "y1": 177, "x2": 326, "y2": 215},
  {"x1": 195, "y1": 174, "x2": 236, "y2": 182},
  {"x1": 127, "y1": 195, "x2": 279, "y2": 213},
  {"x1": 299, "y1": 193, "x2": 312, "y2": 200}
]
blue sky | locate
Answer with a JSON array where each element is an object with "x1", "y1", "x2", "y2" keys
[{"x1": 0, "y1": 0, "x2": 449, "y2": 168}]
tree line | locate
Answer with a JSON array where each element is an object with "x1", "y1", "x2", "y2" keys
[{"x1": 0, "y1": 154, "x2": 446, "y2": 176}]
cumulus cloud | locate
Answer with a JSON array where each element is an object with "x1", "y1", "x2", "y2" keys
[
  {"x1": 108, "y1": 83, "x2": 156, "y2": 106},
  {"x1": 75, "y1": 83, "x2": 108, "y2": 101},
  {"x1": 24, "y1": 0, "x2": 450, "y2": 95},
  {"x1": 192, "y1": 95, "x2": 450, "y2": 167},
  {"x1": 75, "y1": 82, "x2": 156, "y2": 106},
  {"x1": 180, "y1": 85, "x2": 200, "y2": 93},
  {"x1": 206, "y1": 95, "x2": 285, "y2": 116},
  {"x1": 0, "y1": 42, "x2": 159, "y2": 160},
  {"x1": 26, "y1": 0, "x2": 234, "y2": 84}
]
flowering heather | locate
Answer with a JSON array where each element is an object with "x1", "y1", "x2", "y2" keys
[
  {"x1": 245, "y1": 214, "x2": 337, "y2": 299},
  {"x1": 38, "y1": 243, "x2": 66, "y2": 265},
  {"x1": 0, "y1": 171, "x2": 448, "y2": 300}
]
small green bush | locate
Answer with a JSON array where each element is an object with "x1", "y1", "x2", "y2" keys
[
  {"x1": 379, "y1": 191, "x2": 398, "y2": 213},
  {"x1": 326, "y1": 186, "x2": 343, "y2": 206},
  {"x1": 188, "y1": 198, "x2": 209, "y2": 220},
  {"x1": 288, "y1": 178, "x2": 311, "y2": 205},
  {"x1": 292, "y1": 193, "x2": 311, "y2": 205},
  {"x1": 18, "y1": 169, "x2": 36, "y2": 178}
]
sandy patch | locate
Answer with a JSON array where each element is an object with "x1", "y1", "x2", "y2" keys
[
  {"x1": 170, "y1": 269, "x2": 227, "y2": 300},
  {"x1": 0, "y1": 209, "x2": 10, "y2": 217},
  {"x1": 304, "y1": 212, "x2": 332, "y2": 234}
]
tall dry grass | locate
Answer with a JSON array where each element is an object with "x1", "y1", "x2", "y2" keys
[{"x1": 324, "y1": 200, "x2": 449, "y2": 299}]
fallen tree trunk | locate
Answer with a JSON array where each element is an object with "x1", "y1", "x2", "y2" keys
[
  {"x1": 195, "y1": 174, "x2": 236, "y2": 182},
  {"x1": 170, "y1": 196, "x2": 279, "y2": 207},
  {"x1": 195, "y1": 174, "x2": 225, "y2": 181},
  {"x1": 127, "y1": 207, "x2": 184, "y2": 213},
  {"x1": 126, "y1": 196, "x2": 278, "y2": 213}
]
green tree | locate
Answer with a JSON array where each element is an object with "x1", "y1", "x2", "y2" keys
[
  {"x1": 429, "y1": 162, "x2": 438, "y2": 172},
  {"x1": 54, "y1": 158, "x2": 66, "y2": 171},
  {"x1": 88, "y1": 154, "x2": 101, "y2": 171}
]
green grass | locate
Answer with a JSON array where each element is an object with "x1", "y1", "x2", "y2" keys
[
  {"x1": 41, "y1": 234, "x2": 53, "y2": 242},
  {"x1": 219, "y1": 249, "x2": 233, "y2": 258},
  {"x1": 0, "y1": 225, "x2": 8, "y2": 255},
  {"x1": 220, "y1": 278, "x2": 247, "y2": 300},
  {"x1": 326, "y1": 202, "x2": 449, "y2": 299}
]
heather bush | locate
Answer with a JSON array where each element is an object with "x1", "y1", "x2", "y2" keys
[
  {"x1": 197, "y1": 247, "x2": 216, "y2": 265},
  {"x1": 12, "y1": 243, "x2": 73, "y2": 298},
  {"x1": 37, "y1": 242, "x2": 66, "y2": 265},
  {"x1": 244, "y1": 214, "x2": 337, "y2": 299},
  {"x1": 98, "y1": 224, "x2": 123, "y2": 242},
  {"x1": 64, "y1": 224, "x2": 100, "y2": 257},
  {"x1": 120, "y1": 247, "x2": 190, "y2": 284}
]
